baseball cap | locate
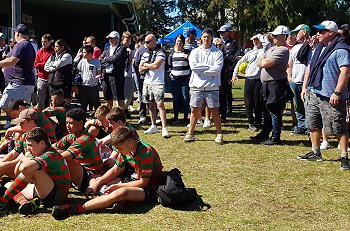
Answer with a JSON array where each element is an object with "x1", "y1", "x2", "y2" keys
[
  {"x1": 270, "y1": 25, "x2": 290, "y2": 35},
  {"x1": 106, "y1": 31, "x2": 120, "y2": 39},
  {"x1": 217, "y1": 24, "x2": 232, "y2": 33},
  {"x1": 313, "y1": 20, "x2": 338, "y2": 32},
  {"x1": 250, "y1": 33, "x2": 263, "y2": 42},
  {"x1": 13, "y1": 23, "x2": 29, "y2": 35},
  {"x1": 14, "y1": 109, "x2": 38, "y2": 124},
  {"x1": 290, "y1": 24, "x2": 311, "y2": 34},
  {"x1": 0, "y1": 32, "x2": 6, "y2": 40},
  {"x1": 186, "y1": 28, "x2": 197, "y2": 37}
]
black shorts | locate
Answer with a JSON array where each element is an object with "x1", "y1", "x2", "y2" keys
[
  {"x1": 79, "y1": 166, "x2": 94, "y2": 192},
  {"x1": 33, "y1": 184, "x2": 59, "y2": 207},
  {"x1": 142, "y1": 187, "x2": 158, "y2": 203},
  {"x1": 102, "y1": 74, "x2": 125, "y2": 101}
]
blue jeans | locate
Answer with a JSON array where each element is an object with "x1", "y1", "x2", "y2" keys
[
  {"x1": 271, "y1": 111, "x2": 282, "y2": 140},
  {"x1": 289, "y1": 81, "x2": 305, "y2": 129},
  {"x1": 171, "y1": 77, "x2": 190, "y2": 119}
]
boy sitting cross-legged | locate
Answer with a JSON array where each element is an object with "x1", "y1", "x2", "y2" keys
[
  {"x1": 0, "y1": 127, "x2": 71, "y2": 216},
  {"x1": 51, "y1": 126, "x2": 163, "y2": 220}
]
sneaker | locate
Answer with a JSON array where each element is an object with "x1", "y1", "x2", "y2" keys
[
  {"x1": 320, "y1": 141, "x2": 331, "y2": 150},
  {"x1": 250, "y1": 133, "x2": 269, "y2": 141},
  {"x1": 203, "y1": 118, "x2": 211, "y2": 128},
  {"x1": 337, "y1": 145, "x2": 350, "y2": 151},
  {"x1": 290, "y1": 127, "x2": 308, "y2": 135},
  {"x1": 112, "y1": 201, "x2": 126, "y2": 213},
  {"x1": 297, "y1": 151, "x2": 323, "y2": 161},
  {"x1": 156, "y1": 117, "x2": 161, "y2": 125},
  {"x1": 138, "y1": 116, "x2": 146, "y2": 124},
  {"x1": 51, "y1": 204, "x2": 71, "y2": 220},
  {"x1": 19, "y1": 198, "x2": 40, "y2": 216},
  {"x1": 161, "y1": 127, "x2": 170, "y2": 138},
  {"x1": 3, "y1": 121, "x2": 11, "y2": 129},
  {"x1": 0, "y1": 203, "x2": 8, "y2": 217},
  {"x1": 186, "y1": 120, "x2": 203, "y2": 128},
  {"x1": 248, "y1": 124, "x2": 258, "y2": 132},
  {"x1": 214, "y1": 134, "x2": 224, "y2": 145},
  {"x1": 340, "y1": 157, "x2": 350, "y2": 170},
  {"x1": 260, "y1": 137, "x2": 281, "y2": 145},
  {"x1": 183, "y1": 133, "x2": 196, "y2": 142},
  {"x1": 144, "y1": 125, "x2": 158, "y2": 134}
]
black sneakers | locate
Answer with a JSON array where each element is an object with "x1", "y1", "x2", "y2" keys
[
  {"x1": 297, "y1": 151, "x2": 323, "y2": 161},
  {"x1": 260, "y1": 137, "x2": 282, "y2": 145},
  {"x1": 250, "y1": 133, "x2": 269, "y2": 141},
  {"x1": 340, "y1": 157, "x2": 350, "y2": 170},
  {"x1": 19, "y1": 198, "x2": 40, "y2": 216},
  {"x1": 51, "y1": 205, "x2": 71, "y2": 220}
]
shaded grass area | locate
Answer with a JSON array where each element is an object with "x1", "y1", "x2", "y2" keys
[{"x1": 2, "y1": 79, "x2": 350, "y2": 231}]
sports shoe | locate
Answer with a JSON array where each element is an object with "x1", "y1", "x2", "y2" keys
[
  {"x1": 51, "y1": 204, "x2": 71, "y2": 220},
  {"x1": 214, "y1": 134, "x2": 224, "y2": 145},
  {"x1": 250, "y1": 133, "x2": 269, "y2": 141},
  {"x1": 161, "y1": 127, "x2": 170, "y2": 138},
  {"x1": 248, "y1": 124, "x2": 258, "y2": 132},
  {"x1": 320, "y1": 141, "x2": 331, "y2": 150},
  {"x1": 19, "y1": 198, "x2": 40, "y2": 216},
  {"x1": 183, "y1": 133, "x2": 196, "y2": 142},
  {"x1": 340, "y1": 157, "x2": 350, "y2": 170},
  {"x1": 112, "y1": 201, "x2": 126, "y2": 213},
  {"x1": 138, "y1": 116, "x2": 146, "y2": 124},
  {"x1": 156, "y1": 117, "x2": 161, "y2": 124},
  {"x1": 297, "y1": 151, "x2": 323, "y2": 161},
  {"x1": 260, "y1": 137, "x2": 281, "y2": 145},
  {"x1": 144, "y1": 125, "x2": 158, "y2": 134},
  {"x1": 3, "y1": 121, "x2": 11, "y2": 129},
  {"x1": 290, "y1": 127, "x2": 308, "y2": 135},
  {"x1": 203, "y1": 118, "x2": 211, "y2": 128},
  {"x1": 186, "y1": 120, "x2": 203, "y2": 128},
  {"x1": 337, "y1": 145, "x2": 350, "y2": 151},
  {"x1": 0, "y1": 203, "x2": 8, "y2": 217}
]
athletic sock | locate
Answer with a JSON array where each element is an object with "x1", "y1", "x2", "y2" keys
[
  {"x1": 312, "y1": 147, "x2": 321, "y2": 155},
  {"x1": 13, "y1": 192, "x2": 28, "y2": 206},
  {"x1": 0, "y1": 176, "x2": 28, "y2": 204},
  {"x1": 341, "y1": 152, "x2": 348, "y2": 158}
]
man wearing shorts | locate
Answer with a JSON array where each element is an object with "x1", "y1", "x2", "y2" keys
[
  {"x1": 298, "y1": 21, "x2": 350, "y2": 170},
  {"x1": 0, "y1": 24, "x2": 35, "y2": 116},
  {"x1": 139, "y1": 33, "x2": 170, "y2": 138},
  {"x1": 183, "y1": 28, "x2": 224, "y2": 144},
  {"x1": 99, "y1": 31, "x2": 128, "y2": 109},
  {"x1": 0, "y1": 127, "x2": 70, "y2": 216},
  {"x1": 51, "y1": 126, "x2": 163, "y2": 220}
]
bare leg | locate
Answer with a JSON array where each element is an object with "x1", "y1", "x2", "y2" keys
[
  {"x1": 66, "y1": 159, "x2": 83, "y2": 189},
  {"x1": 209, "y1": 107, "x2": 222, "y2": 134},
  {"x1": 310, "y1": 129, "x2": 322, "y2": 148},
  {"x1": 157, "y1": 102, "x2": 167, "y2": 128},
  {"x1": 148, "y1": 102, "x2": 157, "y2": 126},
  {"x1": 188, "y1": 107, "x2": 201, "y2": 135},
  {"x1": 20, "y1": 170, "x2": 54, "y2": 200},
  {"x1": 337, "y1": 133, "x2": 348, "y2": 153}
]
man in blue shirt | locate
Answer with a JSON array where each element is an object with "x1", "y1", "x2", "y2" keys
[
  {"x1": 0, "y1": 24, "x2": 35, "y2": 117},
  {"x1": 298, "y1": 21, "x2": 350, "y2": 170}
]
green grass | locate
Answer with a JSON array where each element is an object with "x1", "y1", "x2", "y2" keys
[{"x1": 2, "y1": 79, "x2": 350, "y2": 230}]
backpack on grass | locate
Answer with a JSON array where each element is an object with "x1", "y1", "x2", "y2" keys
[{"x1": 156, "y1": 168, "x2": 198, "y2": 207}]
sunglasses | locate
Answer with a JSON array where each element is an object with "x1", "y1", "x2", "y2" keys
[
  {"x1": 145, "y1": 40, "x2": 153, "y2": 44},
  {"x1": 318, "y1": 29, "x2": 330, "y2": 34}
]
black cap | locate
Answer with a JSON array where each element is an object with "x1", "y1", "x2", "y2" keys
[{"x1": 13, "y1": 24, "x2": 29, "y2": 35}]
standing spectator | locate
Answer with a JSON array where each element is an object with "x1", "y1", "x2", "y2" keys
[
  {"x1": 232, "y1": 34, "x2": 265, "y2": 132},
  {"x1": 34, "y1": 34, "x2": 54, "y2": 109},
  {"x1": 85, "y1": 36, "x2": 102, "y2": 59},
  {"x1": 44, "y1": 39, "x2": 73, "y2": 101},
  {"x1": 139, "y1": 33, "x2": 170, "y2": 138},
  {"x1": 183, "y1": 28, "x2": 224, "y2": 144},
  {"x1": 133, "y1": 34, "x2": 148, "y2": 124},
  {"x1": 75, "y1": 45, "x2": 101, "y2": 112},
  {"x1": 184, "y1": 28, "x2": 198, "y2": 51},
  {"x1": 99, "y1": 31, "x2": 128, "y2": 109},
  {"x1": 288, "y1": 24, "x2": 311, "y2": 135},
  {"x1": 73, "y1": 37, "x2": 87, "y2": 64},
  {"x1": 0, "y1": 32, "x2": 11, "y2": 129},
  {"x1": 0, "y1": 24, "x2": 36, "y2": 118},
  {"x1": 253, "y1": 25, "x2": 292, "y2": 145},
  {"x1": 168, "y1": 34, "x2": 191, "y2": 124},
  {"x1": 217, "y1": 24, "x2": 237, "y2": 120},
  {"x1": 298, "y1": 21, "x2": 350, "y2": 171}
]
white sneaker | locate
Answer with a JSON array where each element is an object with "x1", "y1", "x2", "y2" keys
[
  {"x1": 3, "y1": 121, "x2": 11, "y2": 129},
  {"x1": 161, "y1": 127, "x2": 170, "y2": 138},
  {"x1": 156, "y1": 117, "x2": 161, "y2": 125},
  {"x1": 186, "y1": 120, "x2": 203, "y2": 128},
  {"x1": 144, "y1": 125, "x2": 158, "y2": 134},
  {"x1": 337, "y1": 144, "x2": 350, "y2": 151},
  {"x1": 203, "y1": 118, "x2": 211, "y2": 128},
  {"x1": 320, "y1": 141, "x2": 331, "y2": 150},
  {"x1": 215, "y1": 134, "x2": 224, "y2": 145},
  {"x1": 138, "y1": 116, "x2": 146, "y2": 124}
]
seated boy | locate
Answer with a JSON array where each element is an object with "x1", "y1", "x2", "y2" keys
[
  {"x1": 0, "y1": 127, "x2": 71, "y2": 216},
  {"x1": 85, "y1": 105, "x2": 112, "y2": 140},
  {"x1": 53, "y1": 108, "x2": 103, "y2": 194},
  {"x1": 51, "y1": 126, "x2": 163, "y2": 220}
]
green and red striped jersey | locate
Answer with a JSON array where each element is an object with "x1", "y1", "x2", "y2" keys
[
  {"x1": 115, "y1": 139, "x2": 163, "y2": 187},
  {"x1": 44, "y1": 106, "x2": 68, "y2": 125},
  {"x1": 30, "y1": 147, "x2": 71, "y2": 205},
  {"x1": 14, "y1": 133, "x2": 27, "y2": 154},
  {"x1": 31, "y1": 106, "x2": 57, "y2": 143},
  {"x1": 55, "y1": 129, "x2": 103, "y2": 174}
]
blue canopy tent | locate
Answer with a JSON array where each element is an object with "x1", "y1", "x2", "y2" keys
[{"x1": 158, "y1": 21, "x2": 202, "y2": 45}]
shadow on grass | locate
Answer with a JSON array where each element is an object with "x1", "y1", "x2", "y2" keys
[
  {"x1": 163, "y1": 195, "x2": 211, "y2": 212},
  {"x1": 233, "y1": 138, "x2": 311, "y2": 147}
]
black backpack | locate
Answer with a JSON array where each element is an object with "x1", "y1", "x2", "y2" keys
[{"x1": 156, "y1": 168, "x2": 198, "y2": 207}]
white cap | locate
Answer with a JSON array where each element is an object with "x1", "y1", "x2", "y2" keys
[
  {"x1": 313, "y1": 20, "x2": 338, "y2": 32},
  {"x1": 270, "y1": 25, "x2": 290, "y2": 35},
  {"x1": 250, "y1": 33, "x2": 263, "y2": 42},
  {"x1": 106, "y1": 31, "x2": 120, "y2": 39}
]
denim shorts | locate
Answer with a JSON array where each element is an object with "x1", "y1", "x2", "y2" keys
[
  {"x1": 0, "y1": 83, "x2": 34, "y2": 109},
  {"x1": 189, "y1": 89, "x2": 220, "y2": 108},
  {"x1": 305, "y1": 92, "x2": 347, "y2": 135},
  {"x1": 142, "y1": 83, "x2": 165, "y2": 103}
]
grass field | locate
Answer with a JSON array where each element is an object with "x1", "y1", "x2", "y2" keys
[{"x1": 2, "y1": 80, "x2": 350, "y2": 231}]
